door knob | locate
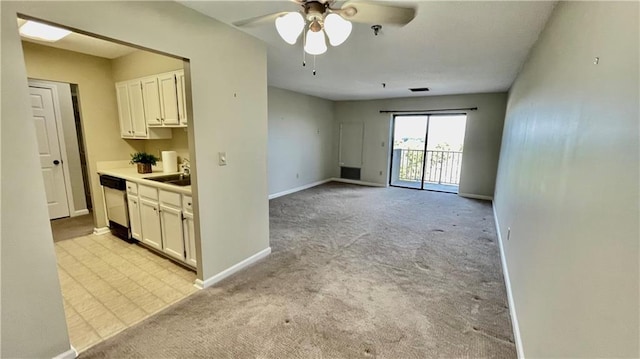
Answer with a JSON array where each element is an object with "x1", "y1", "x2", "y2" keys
[{"x1": 53, "y1": 160, "x2": 60, "y2": 165}]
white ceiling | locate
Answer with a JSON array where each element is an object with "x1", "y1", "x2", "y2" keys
[
  {"x1": 17, "y1": 18, "x2": 137, "y2": 59},
  {"x1": 180, "y1": 1, "x2": 557, "y2": 101}
]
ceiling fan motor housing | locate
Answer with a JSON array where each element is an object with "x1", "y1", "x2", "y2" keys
[{"x1": 304, "y1": 1, "x2": 328, "y2": 21}]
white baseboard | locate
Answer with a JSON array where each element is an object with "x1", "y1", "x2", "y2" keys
[
  {"x1": 459, "y1": 192, "x2": 494, "y2": 201},
  {"x1": 53, "y1": 346, "x2": 77, "y2": 359},
  {"x1": 492, "y1": 203, "x2": 524, "y2": 358},
  {"x1": 194, "y1": 247, "x2": 271, "y2": 289},
  {"x1": 93, "y1": 227, "x2": 110, "y2": 235},
  {"x1": 330, "y1": 178, "x2": 387, "y2": 187},
  {"x1": 71, "y1": 209, "x2": 89, "y2": 217},
  {"x1": 268, "y1": 179, "x2": 332, "y2": 200}
]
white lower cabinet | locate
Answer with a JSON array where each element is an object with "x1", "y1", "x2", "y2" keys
[
  {"x1": 182, "y1": 195, "x2": 197, "y2": 267},
  {"x1": 160, "y1": 203, "x2": 185, "y2": 261},
  {"x1": 183, "y1": 211, "x2": 197, "y2": 267},
  {"x1": 140, "y1": 198, "x2": 162, "y2": 250},
  {"x1": 131, "y1": 184, "x2": 195, "y2": 268},
  {"x1": 126, "y1": 182, "x2": 142, "y2": 240}
]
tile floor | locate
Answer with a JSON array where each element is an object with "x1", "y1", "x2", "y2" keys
[{"x1": 55, "y1": 233, "x2": 198, "y2": 352}]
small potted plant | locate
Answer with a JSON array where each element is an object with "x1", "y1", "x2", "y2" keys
[{"x1": 130, "y1": 152, "x2": 159, "y2": 174}]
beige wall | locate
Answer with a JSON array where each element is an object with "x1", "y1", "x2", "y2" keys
[
  {"x1": 2, "y1": 19, "x2": 71, "y2": 359},
  {"x1": 1, "y1": 1, "x2": 269, "y2": 357},
  {"x1": 111, "y1": 49, "x2": 183, "y2": 83},
  {"x1": 334, "y1": 93, "x2": 507, "y2": 197},
  {"x1": 268, "y1": 87, "x2": 335, "y2": 195},
  {"x1": 112, "y1": 50, "x2": 190, "y2": 162},
  {"x1": 494, "y1": 1, "x2": 639, "y2": 357},
  {"x1": 22, "y1": 41, "x2": 144, "y2": 228}
]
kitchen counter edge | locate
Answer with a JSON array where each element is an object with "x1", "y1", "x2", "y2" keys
[{"x1": 98, "y1": 168, "x2": 192, "y2": 195}]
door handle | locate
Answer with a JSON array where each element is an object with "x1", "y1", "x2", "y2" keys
[{"x1": 53, "y1": 160, "x2": 60, "y2": 165}]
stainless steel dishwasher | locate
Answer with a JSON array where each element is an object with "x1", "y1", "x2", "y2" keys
[{"x1": 99, "y1": 174, "x2": 133, "y2": 242}]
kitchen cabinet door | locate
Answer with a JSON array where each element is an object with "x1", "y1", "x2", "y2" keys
[
  {"x1": 142, "y1": 76, "x2": 162, "y2": 127},
  {"x1": 140, "y1": 198, "x2": 162, "y2": 250},
  {"x1": 158, "y1": 73, "x2": 180, "y2": 125},
  {"x1": 183, "y1": 211, "x2": 197, "y2": 267},
  {"x1": 176, "y1": 71, "x2": 188, "y2": 126},
  {"x1": 127, "y1": 81, "x2": 148, "y2": 137},
  {"x1": 160, "y1": 204, "x2": 185, "y2": 261},
  {"x1": 115, "y1": 82, "x2": 134, "y2": 138},
  {"x1": 127, "y1": 195, "x2": 142, "y2": 240}
]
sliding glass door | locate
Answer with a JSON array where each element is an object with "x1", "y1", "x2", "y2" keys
[{"x1": 390, "y1": 114, "x2": 467, "y2": 193}]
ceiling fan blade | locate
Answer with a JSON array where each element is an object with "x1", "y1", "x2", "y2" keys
[
  {"x1": 339, "y1": 1, "x2": 416, "y2": 25},
  {"x1": 233, "y1": 11, "x2": 289, "y2": 28}
]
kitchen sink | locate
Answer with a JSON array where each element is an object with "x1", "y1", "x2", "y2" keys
[{"x1": 146, "y1": 174, "x2": 191, "y2": 186}]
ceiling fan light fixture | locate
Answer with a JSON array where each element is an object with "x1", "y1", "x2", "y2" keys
[
  {"x1": 275, "y1": 12, "x2": 305, "y2": 45},
  {"x1": 304, "y1": 28, "x2": 327, "y2": 55},
  {"x1": 323, "y1": 13, "x2": 352, "y2": 46},
  {"x1": 19, "y1": 20, "x2": 71, "y2": 42}
]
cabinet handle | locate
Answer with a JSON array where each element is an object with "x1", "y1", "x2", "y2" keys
[
  {"x1": 187, "y1": 202, "x2": 191, "y2": 206},
  {"x1": 133, "y1": 201, "x2": 137, "y2": 204},
  {"x1": 156, "y1": 118, "x2": 160, "y2": 122}
]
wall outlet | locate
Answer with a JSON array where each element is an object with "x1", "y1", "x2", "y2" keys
[
  {"x1": 507, "y1": 227, "x2": 511, "y2": 240},
  {"x1": 218, "y1": 152, "x2": 227, "y2": 166}
]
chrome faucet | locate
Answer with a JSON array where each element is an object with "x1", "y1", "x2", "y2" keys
[{"x1": 181, "y1": 159, "x2": 190, "y2": 176}]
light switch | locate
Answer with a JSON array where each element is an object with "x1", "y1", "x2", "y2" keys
[{"x1": 218, "y1": 152, "x2": 227, "y2": 166}]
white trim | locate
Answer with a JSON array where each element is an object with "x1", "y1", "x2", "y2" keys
[
  {"x1": 194, "y1": 247, "x2": 271, "y2": 289},
  {"x1": 93, "y1": 227, "x2": 110, "y2": 235},
  {"x1": 493, "y1": 203, "x2": 524, "y2": 358},
  {"x1": 71, "y1": 209, "x2": 89, "y2": 217},
  {"x1": 268, "y1": 179, "x2": 332, "y2": 200},
  {"x1": 52, "y1": 346, "x2": 77, "y2": 359},
  {"x1": 330, "y1": 178, "x2": 387, "y2": 187},
  {"x1": 458, "y1": 192, "x2": 494, "y2": 201}
]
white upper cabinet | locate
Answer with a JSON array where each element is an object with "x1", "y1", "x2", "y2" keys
[
  {"x1": 116, "y1": 83, "x2": 133, "y2": 138},
  {"x1": 158, "y1": 72, "x2": 180, "y2": 126},
  {"x1": 122, "y1": 70, "x2": 186, "y2": 130},
  {"x1": 127, "y1": 81, "x2": 148, "y2": 137},
  {"x1": 176, "y1": 70, "x2": 188, "y2": 126},
  {"x1": 142, "y1": 76, "x2": 162, "y2": 127},
  {"x1": 115, "y1": 80, "x2": 171, "y2": 140}
]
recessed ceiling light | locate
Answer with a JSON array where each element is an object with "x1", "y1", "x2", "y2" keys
[{"x1": 19, "y1": 20, "x2": 71, "y2": 42}]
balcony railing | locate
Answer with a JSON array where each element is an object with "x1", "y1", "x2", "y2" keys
[{"x1": 391, "y1": 149, "x2": 463, "y2": 186}]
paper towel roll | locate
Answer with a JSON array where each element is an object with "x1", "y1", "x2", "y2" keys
[{"x1": 161, "y1": 151, "x2": 178, "y2": 173}]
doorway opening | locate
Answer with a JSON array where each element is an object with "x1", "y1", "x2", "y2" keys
[
  {"x1": 19, "y1": 15, "x2": 199, "y2": 353},
  {"x1": 390, "y1": 114, "x2": 467, "y2": 193}
]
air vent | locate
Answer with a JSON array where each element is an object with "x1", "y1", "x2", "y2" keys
[{"x1": 409, "y1": 87, "x2": 430, "y2": 92}]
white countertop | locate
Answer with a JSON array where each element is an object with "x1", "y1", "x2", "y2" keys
[{"x1": 98, "y1": 167, "x2": 192, "y2": 195}]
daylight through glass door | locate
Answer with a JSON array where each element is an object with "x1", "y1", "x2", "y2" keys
[{"x1": 390, "y1": 114, "x2": 467, "y2": 193}]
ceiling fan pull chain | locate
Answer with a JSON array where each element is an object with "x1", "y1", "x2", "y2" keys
[
  {"x1": 302, "y1": 28, "x2": 307, "y2": 67},
  {"x1": 313, "y1": 55, "x2": 316, "y2": 76}
]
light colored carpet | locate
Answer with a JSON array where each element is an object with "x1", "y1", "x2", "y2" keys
[
  {"x1": 81, "y1": 182, "x2": 515, "y2": 358},
  {"x1": 51, "y1": 212, "x2": 94, "y2": 242}
]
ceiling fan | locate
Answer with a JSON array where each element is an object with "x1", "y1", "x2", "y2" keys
[{"x1": 232, "y1": 0, "x2": 416, "y2": 57}]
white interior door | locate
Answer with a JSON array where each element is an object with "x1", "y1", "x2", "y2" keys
[{"x1": 30, "y1": 86, "x2": 70, "y2": 219}]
